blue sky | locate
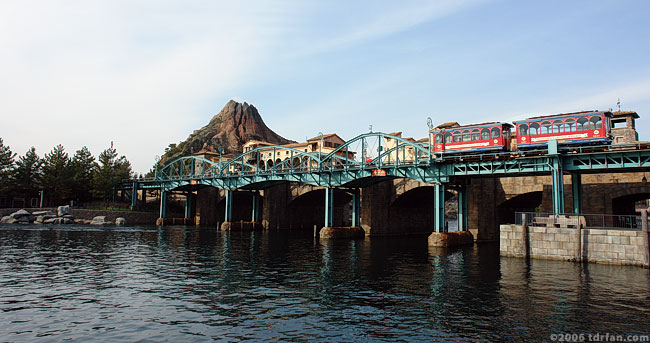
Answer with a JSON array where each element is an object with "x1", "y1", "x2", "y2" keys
[{"x1": 1, "y1": 0, "x2": 649, "y2": 173}]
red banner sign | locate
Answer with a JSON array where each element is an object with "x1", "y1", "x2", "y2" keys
[{"x1": 371, "y1": 169, "x2": 386, "y2": 177}]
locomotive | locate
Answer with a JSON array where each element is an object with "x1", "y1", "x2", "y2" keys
[{"x1": 431, "y1": 110, "x2": 613, "y2": 155}]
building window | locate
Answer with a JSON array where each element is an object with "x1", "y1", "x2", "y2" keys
[{"x1": 31, "y1": 198, "x2": 39, "y2": 207}]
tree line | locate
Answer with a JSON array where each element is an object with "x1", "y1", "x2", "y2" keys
[{"x1": 0, "y1": 138, "x2": 133, "y2": 207}]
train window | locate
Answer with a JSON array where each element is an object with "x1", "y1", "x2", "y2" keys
[
  {"x1": 491, "y1": 127, "x2": 500, "y2": 139},
  {"x1": 541, "y1": 121, "x2": 551, "y2": 134},
  {"x1": 462, "y1": 130, "x2": 470, "y2": 142},
  {"x1": 471, "y1": 129, "x2": 480, "y2": 141},
  {"x1": 453, "y1": 132, "x2": 462, "y2": 142},
  {"x1": 552, "y1": 120, "x2": 564, "y2": 133},
  {"x1": 577, "y1": 117, "x2": 588, "y2": 130},
  {"x1": 481, "y1": 128, "x2": 490, "y2": 140},
  {"x1": 565, "y1": 119, "x2": 575, "y2": 132},
  {"x1": 444, "y1": 132, "x2": 452, "y2": 143},
  {"x1": 435, "y1": 134, "x2": 443, "y2": 144},
  {"x1": 518, "y1": 124, "x2": 528, "y2": 136},
  {"x1": 529, "y1": 122, "x2": 540, "y2": 135},
  {"x1": 590, "y1": 116, "x2": 602, "y2": 129}
]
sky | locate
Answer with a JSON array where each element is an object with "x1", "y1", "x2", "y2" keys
[{"x1": 1, "y1": 0, "x2": 650, "y2": 174}]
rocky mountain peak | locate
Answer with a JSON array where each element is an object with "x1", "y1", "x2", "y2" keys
[{"x1": 159, "y1": 100, "x2": 294, "y2": 164}]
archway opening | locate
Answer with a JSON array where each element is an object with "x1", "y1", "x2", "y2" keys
[
  {"x1": 612, "y1": 193, "x2": 650, "y2": 215},
  {"x1": 497, "y1": 191, "x2": 543, "y2": 224},
  {"x1": 288, "y1": 189, "x2": 353, "y2": 229}
]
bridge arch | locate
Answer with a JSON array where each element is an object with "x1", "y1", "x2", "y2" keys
[
  {"x1": 607, "y1": 184, "x2": 650, "y2": 215},
  {"x1": 287, "y1": 188, "x2": 353, "y2": 229},
  {"x1": 496, "y1": 191, "x2": 543, "y2": 225}
]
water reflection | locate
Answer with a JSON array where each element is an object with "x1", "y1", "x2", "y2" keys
[{"x1": 0, "y1": 225, "x2": 648, "y2": 342}]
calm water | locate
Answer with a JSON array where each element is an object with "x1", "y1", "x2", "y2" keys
[{"x1": 0, "y1": 225, "x2": 649, "y2": 342}]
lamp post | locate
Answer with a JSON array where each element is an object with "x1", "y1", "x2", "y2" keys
[
  {"x1": 39, "y1": 190, "x2": 43, "y2": 208},
  {"x1": 219, "y1": 146, "x2": 224, "y2": 164},
  {"x1": 318, "y1": 132, "x2": 323, "y2": 171},
  {"x1": 427, "y1": 117, "x2": 434, "y2": 160}
]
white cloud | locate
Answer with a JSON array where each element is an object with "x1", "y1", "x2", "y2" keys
[{"x1": 0, "y1": 1, "x2": 306, "y2": 172}]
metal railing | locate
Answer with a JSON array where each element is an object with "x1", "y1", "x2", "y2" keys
[{"x1": 515, "y1": 211, "x2": 646, "y2": 230}]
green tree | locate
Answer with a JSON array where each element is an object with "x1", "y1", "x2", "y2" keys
[
  {"x1": 0, "y1": 138, "x2": 16, "y2": 193},
  {"x1": 41, "y1": 144, "x2": 73, "y2": 205},
  {"x1": 13, "y1": 147, "x2": 42, "y2": 197},
  {"x1": 91, "y1": 142, "x2": 132, "y2": 201},
  {"x1": 70, "y1": 146, "x2": 96, "y2": 203}
]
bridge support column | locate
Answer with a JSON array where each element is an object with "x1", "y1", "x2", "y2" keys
[
  {"x1": 458, "y1": 185, "x2": 468, "y2": 231},
  {"x1": 551, "y1": 158, "x2": 564, "y2": 215},
  {"x1": 184, "y1": 192, "x2": 193, "y2": 219},
  {"x1": 159, "y1": 190, "x2": 167, "y2": 219},
  {"x1": 224, "y1": 189, "x2": 233, "y2": 222},
  {"x1": 324, "y1": 187, "x2": 334, "y2": 228},
  {"x1": 251, "y1": 191, "x2": 260, "y2": 222},
  {"x1": 131, "y1": 181, "x2": 138, "y2": 209},
  {"x1": 571, "y1": 173, "x2": 582, "y2": 214},
  {"x1": 352, "y1": 188, "x2": 360, "y2": 227},
  {"x1": 434, "y1": 183, "x2": 446, "y2": 233},
  {"x1": 142, "y1": 190, "x2": 147, "y2": 209}
]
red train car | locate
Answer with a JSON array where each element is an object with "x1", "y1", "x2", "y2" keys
[
  {"x1": 514, "y1": 110, "x2": 612, "y2": 149},
  {"x1": 432, "y1": 122, "x2": 513, "y2": 154}
]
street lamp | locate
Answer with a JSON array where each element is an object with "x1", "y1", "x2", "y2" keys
[
  {"x1": 318, "y1": 132, "x2": 323, "y2": 170},
  {"x1": 427, "y1": 117, "x2": 434, "y2": 159}
]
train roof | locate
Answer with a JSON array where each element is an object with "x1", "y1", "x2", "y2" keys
[
  {"x1": 430, "y1": 122, "x2": 512, "y2": 132},
  {"x1": 513, "y1": 110, "x2": 612, "y2": 124}
]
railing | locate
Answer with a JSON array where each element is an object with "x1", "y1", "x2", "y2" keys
[{"x1": 515, "y1": 211, "x2": 645, "y2": 230}]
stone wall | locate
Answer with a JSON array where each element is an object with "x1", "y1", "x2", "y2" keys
[
  {"x1": 500, "y1": 224, "x2": 649, "y2": 267},
  {"x1": 0, "y1": 208, "x2": 160, "y2": 225}
]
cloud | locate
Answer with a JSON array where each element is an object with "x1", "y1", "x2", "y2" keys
[
  {"x1": 290, "y1": 0, "x2": 488, "y2": 57},
  {"x1": 0, "y1": 1, "x2": 300, "y2": 172}
]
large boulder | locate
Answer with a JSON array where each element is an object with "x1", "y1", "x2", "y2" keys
[
  {"x1": 1, "y1": 216, "x2": 16, "y2": 224},
  {"x1": 115, "y1": 217, "x2": 126, "y2": 226},
  {"x1": 10, "y1": 210, "x2": 33, "y2": 223},
  {"x1": 90, "y1": 216, "x2": 108, "y2": 225},
  {"x1": 57, "y1": 205, "x2": 72, "y2": 217}
]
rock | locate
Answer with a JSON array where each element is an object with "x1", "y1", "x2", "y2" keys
[
  {"x1": 11, "y1": 210, "x2": 34, "y2": 223},
  {"x1": 33, "y1": 210, "x2": 55, "y2": 216},
  {"x1": 428, "y1": 231, "x2": 474, "y2": 247},
  {"x1": 57, "y1": 205, "x2": 72, "y2": 217},
  {"x1": 155, "y1": 218, "x2": 164, "y2": 226},
  {"x1": 319, "y1": 226, "x2": 365, "y2": 239},
  {"x1": 115, "y1": 217, "x2": 126, "y2": 226},
  {"x1": 42, "y1": 214, "x2": 56, "y2": 220},
  {"x1": 10, "y1": 209, "x2": 31, "y2": 218},
  {"x1": 35, "y1": 216, "x2": 45, "y2": 223},
  {"x1": 73, "y1": 219, "x2": 85, "y2": 224},
  {"x1": 63, "y1": 214, "x2": 75, "y2": 219},
  {"x1": 63, "y1": 218, "x2": 73, "y2": 224},
  {"x1": 43, "y1": 218, "x2": 56, "y2": 224},
  {"x1": 90, "y1": 216, "x2": 108, "y2": 225},
  {"x1": 1, "y1": 216, "x2": 16, "y2": 224}
]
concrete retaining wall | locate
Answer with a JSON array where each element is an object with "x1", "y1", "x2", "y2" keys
[{"x1": 500, "y1": 224, "x2": 649, "y2": 267}]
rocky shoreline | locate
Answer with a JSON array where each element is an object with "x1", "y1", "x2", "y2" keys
[{"x1": 0, "y1": 206, "x2": 127, "y2": 226}]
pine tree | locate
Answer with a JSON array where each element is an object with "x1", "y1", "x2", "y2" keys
[
  {"x1": 41, "y1": 144, "x2": 72, "y2": 205},
  {"x1": 91, "y1": 142, "x2": 132, "y2": 201},
  {"x1": 13, "y1": 147, "x2": 42, "y2": 197},
  {"x1": 0, "y1": 138, "x2": 16, "y2": 193},
  {"x1": 70, "y1": 146, "x2": 96, "y2": 203}
]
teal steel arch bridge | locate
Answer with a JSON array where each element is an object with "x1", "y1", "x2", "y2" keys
[{"x1": 123, "y1": 132, "x2": 650, "y2": 231}]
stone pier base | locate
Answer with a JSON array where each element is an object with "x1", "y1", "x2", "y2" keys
[
  {"x1": 319, "y1": 226, "x2": 365, "y2": 239},
  {"x1": 221, "y1": 221, "x2": 264, "y2": 231},
  {"x1": 428, "y1": 231, "x2": 474, "y2": 247}
]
